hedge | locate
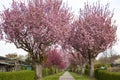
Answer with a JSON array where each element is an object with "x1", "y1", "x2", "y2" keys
[
  {"x1": 0, "y1": 68, "x2": 60, "y2": 80},
  {"x1": 0, "y1": 70, "x2": 34, "y2": 80},
  {"x1": 95, "y1": 69, "x2": 120, "y2": 80}
]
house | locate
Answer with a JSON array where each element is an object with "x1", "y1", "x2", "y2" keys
[
  {"x1": 110, "y1": 58, "x2": 120, "y2": 67},
  {"x1": 0, "y1": 56, "x2": 14, "y2": 72},
  {"x1": 0, "y1": 56, "x2": 32, "y2": 72}
]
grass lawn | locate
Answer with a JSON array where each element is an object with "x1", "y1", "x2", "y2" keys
[
  {"x1": 42, "y1": 72, "x2": 64, "y2": 80},
  {"x1": 70, "y1": 72, "x2": 96, "y2": 80}
]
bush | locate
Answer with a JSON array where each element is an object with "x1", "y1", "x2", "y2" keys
[
  {"x1": 95, "y1": 69, "x2": 120, "y2": 80},
  {"x1": 85, "y1": 69, "x2": 89, "y2": 75},
  {"x1": 0, "y1": 70, "x2": 34, "y2": 80},
  {"x1": 0, "y1": 68, "x2": 60, "y2": 80},
  {"x1": 86, "y1": 63, "x2": 110, "y2": 70},
  {"x1": 94, "y1": 63, "x2": 105, "y2": 69},
  {"x1": 94, "y1": 63, "x2": 110, "y2": 69}
]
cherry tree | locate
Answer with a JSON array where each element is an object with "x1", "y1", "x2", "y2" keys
[
  {"x1": 45, "y1": 47, "x2": 67, "y2": 72},
  {"x1": 63, "y1": 45, "x2": 87, "y2": 74},
  {"x1": 0, "y1": 0, "x2": 72, "y2": 80},
  {"x1": 45, "y1": 48, "x2": 62, "y2": 73},
  {"x1": 70, "y1": 52, "x2": 86, "y2": 74},
  {"x1": 68, "y1": 2, "x2": 116, "y2": 77},
  {"x1": 59, "y1": 61, "x2": 67, "y2": 69},
  {"x1": 68, "y1": 53, "x2": 78, "y2": 72}
]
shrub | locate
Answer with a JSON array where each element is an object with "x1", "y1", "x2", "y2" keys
[
  {"x1": 0, "y1": 68, "x2": 60, "y2": 80},
  {"x1": 94, "y1": 63, "x2": 105, "y2": 69},
  {"x1": 86, "y1": 63, "x2": 110, "y2": 70},
  {"x1": 85, "y1": 69, "x2": 89, "y2": 75},
  {"x1": 94, "y1": 63, "x2": 111, "y2": 69},
  {"x1": 95, "y1": 69, "x2": 120, "y2": 80},
  {"x1": 0, "y1": 70, "x2": 34, "y2": 80}
]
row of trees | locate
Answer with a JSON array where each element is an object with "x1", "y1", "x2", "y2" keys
[
  {"x1": 0, "y1": 0, "x2": 116, "y2": 80},
  {"x1": 45, "y1": 47, "x2": 67, "y2": 72},
  {"x1": 66, "y1": 2, "x2": 116, "y2": 77}
]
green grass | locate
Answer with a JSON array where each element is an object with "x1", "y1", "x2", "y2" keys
[
  {"x1": 42, "y1": 72, "x2": 64, "y2": 80},
  {"x1": 70, "y1": 72, "x2": 96, "y2": 80}
]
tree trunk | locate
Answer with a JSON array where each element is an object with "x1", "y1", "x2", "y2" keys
[
  {"x1": 88, "y1": 58, "x2": 94, "y2": 77},
  {"x1": 54, "y1": 66, "x2": 58, "y2": 73},
  {"x1": 72, "y1": 68, "x2": 74, "y2": 72},
  {"x1": 55, "y1": 68, "x2": 58, "y2": 73},
  {"x1": 35, "y1": 63, "x2": 42, "y2": 80},
  {"x1": 81, "y1": 63, "x2": 86, "y2": 75}
]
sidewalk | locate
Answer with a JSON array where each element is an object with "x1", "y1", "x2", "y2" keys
[{"x1": 59, "y1": 71, "x2": 75, "y2": 80}]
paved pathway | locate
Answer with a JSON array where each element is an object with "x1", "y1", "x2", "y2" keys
[{"x1": 59, "y1": 71, "x2": 75, "y2": 80}]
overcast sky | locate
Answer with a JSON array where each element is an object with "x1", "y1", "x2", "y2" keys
[{"x1": 0, "y1": 0, "x2": 120, "y2": 57}]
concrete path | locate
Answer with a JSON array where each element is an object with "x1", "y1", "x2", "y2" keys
[{"x1": 59, "y1": 71, "x2": 75, "y2": 80}]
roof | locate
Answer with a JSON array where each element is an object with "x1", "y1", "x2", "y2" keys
[
  {"x1": 0, "y1": 61, "x2": 14, "y2": 66},
  {"x1": 0, "y1": 61, "x2": 9, "y2": 65},
  {"x1": 0, "y1": 56, "x2": 7, "y2": 60}
]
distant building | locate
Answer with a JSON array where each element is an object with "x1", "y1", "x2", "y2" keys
[
  {"x1": 0, "y1": 56, "x2": 32, "y2": 72},
  {"x1": 0, "y1": 56, "x2": 14, "y2": 72},
  {"x1": 111, "y1": 58, "x2": 120, "y2": 67}
]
